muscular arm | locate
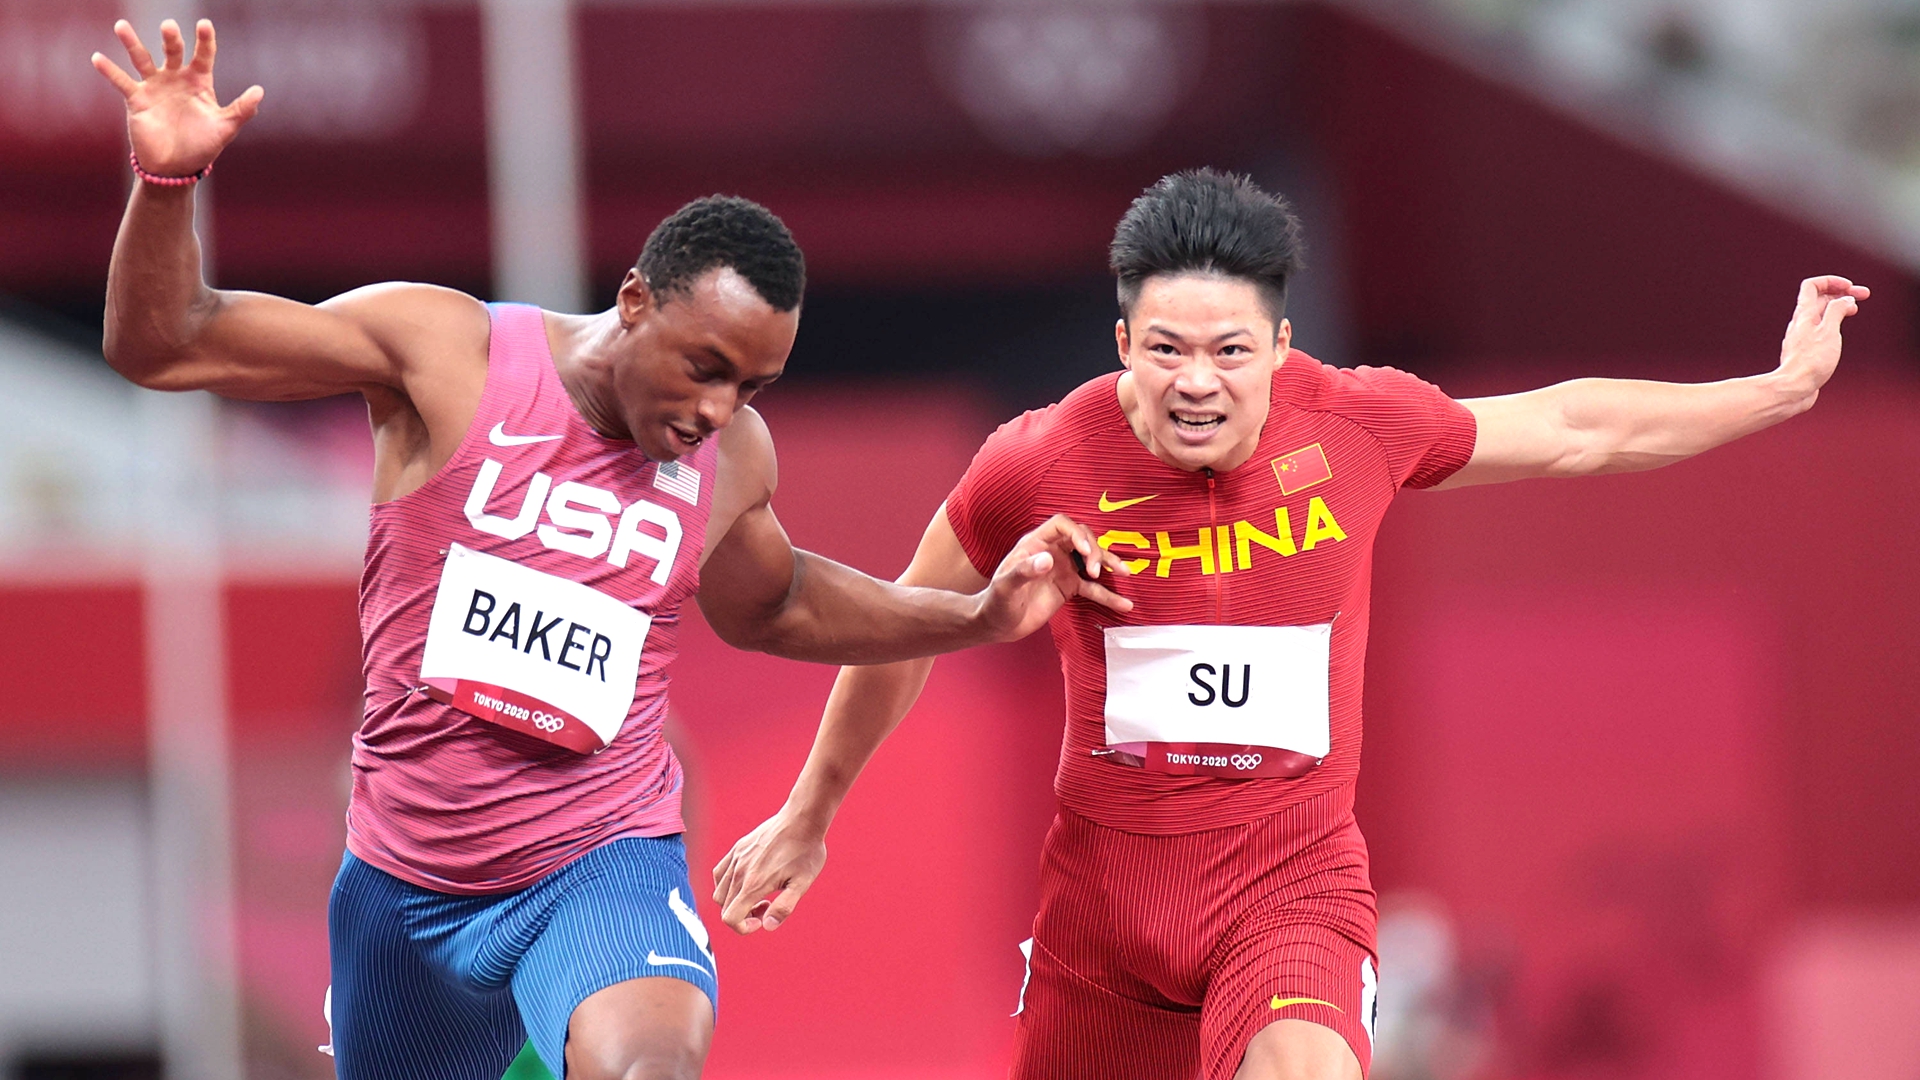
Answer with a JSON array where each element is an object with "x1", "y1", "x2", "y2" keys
[
  {"x1": 105, "y1": 182, "x2": 482, "y2": 403},
  {"x1": 767, "y1": 510, "x2": 978, "y2": 826},
  {"x1": 95, "y1": 19, "x2": 488, "y2": 500},
  {"x1": 1437, "y1": 276, "x2": 1867, "y2": 489},
  {"x1": 97, "y1": 17, "x2": 431, "y2": 401},
  {"x1": 711, "y1": 507, "x2": 984, "y2": 932},
  {"x1": 106, "y1": 178, "x2": 487, "y2": 499},
  {"x1": 698, "y1": 410, "x2": 1125, "y2": 665}
]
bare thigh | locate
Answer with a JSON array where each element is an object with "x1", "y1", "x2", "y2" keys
[
  {"x1": 1234, "y1": 1019, "x2": 1363, "y2": 1080},
  {"x1": 564, "y1": 976, "x2": 713, "y2": 1080}
]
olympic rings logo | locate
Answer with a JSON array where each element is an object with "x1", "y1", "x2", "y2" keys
[
  {"x1": 1229, "y1": 753, "x2": 1263, "y2": 771},
  {"x1": 531, "y1": 711, "x2": 566, "y2": 733}
]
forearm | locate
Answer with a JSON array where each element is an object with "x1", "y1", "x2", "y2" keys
[
  {"x1": 746, "y1": 550, "x2": 992, "y2": 664},
  {"x1": 779, "y1": 659, "x2": 936, "y2": 831},
  {"x1": 1549, "y1": 371, "x2": 1811, "y2": 475},
  {"x1": 103, "y1": 182, "x2": 218, "y2": 383}
]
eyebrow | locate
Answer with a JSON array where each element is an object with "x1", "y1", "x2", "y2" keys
[
  {"x1": 1143, "y1": 325, "x2": 1257, "y2": 346},
  {"x1": 701, "y1": 345, "x2": 783, "y2": 385}
]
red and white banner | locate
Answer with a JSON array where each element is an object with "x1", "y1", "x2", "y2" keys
[{"x1": 424, "y1": 677, "x2": 602, "y2": 755}]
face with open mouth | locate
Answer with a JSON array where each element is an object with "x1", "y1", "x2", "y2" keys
[
  {"x1": 604, "y1": 266, "x2": 797, "y2": 462},
  {"x1": 1115, "y1": 272, "x2": 1290, "y2": 474}
]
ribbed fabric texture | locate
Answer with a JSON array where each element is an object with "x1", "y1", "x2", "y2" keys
[
  {"x1": 349, "y1": 303, "x2": 716, "y2": 894},
  {"x1": 327, "y1": 836, "x2": 717, "y2": 1080},
  {"x1": 1013, "y1": 795, "x2": 1378, "y2": 1079},
  {"x1": 945, "y1": 353, "x2": 1476, "y2": 834}
]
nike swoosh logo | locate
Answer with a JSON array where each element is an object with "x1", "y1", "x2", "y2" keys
[
  {"x1": 489, "y1": 422, "x2": 562, "y2": 447},
  {"x1": 647, "y1": 950, "x2": 711, "y2": 975},
  {"x1": 1270, "y1": 995, "x2": 1343, "y2": 1012},
  {"x1": 1098, "y1": 492, "x2": 1158, "y2": 512}
]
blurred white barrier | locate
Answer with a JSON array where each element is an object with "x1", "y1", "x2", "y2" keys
[
  {"x1": 0, "y1": 778, "x2": 156, "y2": 1067},
  {"x1": 483, "y1": 0, "x2": 587, "y2": 313},
  {"x1": 137, "y1": 384, "x2": 244, "y2": 1080},
  {"x1": 0, "y1": 318, "x2": 371, "y2": 568}
]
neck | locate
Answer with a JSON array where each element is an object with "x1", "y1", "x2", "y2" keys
[{"x1": 542, "y1": 308, "x2": 631, "y2": 441}]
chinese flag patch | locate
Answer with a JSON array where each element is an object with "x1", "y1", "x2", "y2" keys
[{"x1": 1271, "y1": 443, "x2": 1332, "y2": 495}]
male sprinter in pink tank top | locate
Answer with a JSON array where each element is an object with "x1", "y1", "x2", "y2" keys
[{"x1": 92, "y1": 21, "x2": 1131, "y2": 1080}]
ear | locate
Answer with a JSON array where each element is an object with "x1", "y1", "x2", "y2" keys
[
  {"x1": 1274, "y1": 317, "x2": 1293, "y2": 356},
  {"x1": 1114, "y1": 318, "x2": 1132, "y2": 369},
  {"x1": 615, "y1": 269, "x2": 654, "y2": 329}
]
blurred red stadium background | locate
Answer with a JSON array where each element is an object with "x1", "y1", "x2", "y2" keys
[{"x1": 2, "y1": 4, "x2": 1916, "y2": 1079}]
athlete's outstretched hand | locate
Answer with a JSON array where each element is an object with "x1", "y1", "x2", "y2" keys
[
  {"x1": 1776, "y1": 275, "x2": 1869, "y2": 397},
  {"x1": 712, "y1": 808, "x2": 826, "y2": 935},
  {"x1": 978, "y1": 514, "x2": 1133, "y2": 642},
  {"x1": 92, "y1": 18, "x2": 263, "y2": 176}
]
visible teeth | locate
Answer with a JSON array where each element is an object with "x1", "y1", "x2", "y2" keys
[{"x1": 1172, "y1": 412, "x2": 1224, "y2": 429}]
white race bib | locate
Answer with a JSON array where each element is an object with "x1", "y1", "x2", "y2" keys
[
  {"x1": 419, "y1": 544, "x2": 650, "y2": 752},
  {"x1": 1102, "y1": 623, "x2": 1332, "y2": 778}
]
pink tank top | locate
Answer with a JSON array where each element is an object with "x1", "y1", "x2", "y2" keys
[{"x1": 347, "y1": 303, "x2": 716, "y2": 895}]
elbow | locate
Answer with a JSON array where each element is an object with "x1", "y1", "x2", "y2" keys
[
  {"x1": 711, "y1": 620, "x2": 771, "y2": 654},
  {"x1": 1561, "y1": 444, "x2": 1688, "y2": 477},
  {"x1": 101, "y1": 292, "x2": 216, "y2": 390},
  {"x1": 103, "y1": 347, "x2": 201, "y2": 392},
  {"x1": 703, "y1": 605, "x2": 788, "y2": 655},
  {"x1": 101, "y1": 335, "x2": 182, "y2": 390},
  {"x1": 1548, "y1": 416, "x2": 1668, "y2": 477},
  {"x1": 1541, "y1": 429, "x2": 1609, "y2": 478},
  {"x1": 1544, "y1": 439, "x2": 1633, "y2": 478}
]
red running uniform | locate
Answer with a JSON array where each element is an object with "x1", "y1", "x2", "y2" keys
[{"x1": 945, "y1": 353, "x2": 1475, "y2": 1077}]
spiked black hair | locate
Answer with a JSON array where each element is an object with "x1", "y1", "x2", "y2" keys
[
  {"x1": 637, "y1": 195, "x2": 806, "y2": 312},
  {"x1": 1109, "y1": 169, "x2": 1305, "y2": 330}
]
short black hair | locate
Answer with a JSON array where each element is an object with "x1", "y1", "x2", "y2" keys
[
  {"x1": 637, "y1": 195, "x2": 806, "y2": 312},
  {"x1": 1109, "y1": 169, "x2": 1305, "y2": 330}
]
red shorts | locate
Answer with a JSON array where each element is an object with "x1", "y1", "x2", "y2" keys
[{"x1": 1011, "y1": 794, "x2": 1378, "y2": 1080}]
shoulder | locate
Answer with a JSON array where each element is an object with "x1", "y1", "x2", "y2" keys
[
  {"x1": 318, "y1": 282, "x2": 490, "y2": 380},
  {"x1": 718, "y1": 405, "x2": 775, "y2": 472},
  {"x1": 1276, "y1": 351, "x2": 1445, "y2": 409},
  {"x1": 975, "y1": 372, "x2": 1119, "y2": 469},
  {"x1": 318, "y1": 282, "x2": 489, "y2": 343},
  {"x1": 714, "y1": 404, "x2": 776, "y2": 501},
  {"x1": 1276, "y1": 351, "x2": 1476, "y2": 488},
  {"x1": 1278, "y1": 351, "x2": 1462, "y2": 431},
  {"x1": 1338, "y1": 363, "x2": 1451, "y2": 401},
  {"x1": 947, "y1": 375, "x2": 1118, "y2": 567}
]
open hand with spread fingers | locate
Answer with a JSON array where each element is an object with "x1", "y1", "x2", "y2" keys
[{"x1": 92, "y1": 18, "x2": 263, "y2": 178}]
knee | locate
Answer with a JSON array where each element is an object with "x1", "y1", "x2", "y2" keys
[{"x1": 565, "y1": 1029, "x2": 705, "y2": 1080}]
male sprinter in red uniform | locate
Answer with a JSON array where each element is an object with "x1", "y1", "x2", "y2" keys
[
  {"x1": 92, "y1": 20, "x2": 1129, "y2": 1080},
  {"x1": 713, "y1": 170, "x2": 1867, "y2": 1079}
]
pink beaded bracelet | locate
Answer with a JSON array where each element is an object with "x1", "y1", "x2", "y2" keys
[{"x1": 130, "y1": 151, "x2": 212, "y2": 186}]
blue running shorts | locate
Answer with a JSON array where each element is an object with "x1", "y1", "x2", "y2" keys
[{"x1": 324, "y1": 835, "x2": 718, "y2": 1080}]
